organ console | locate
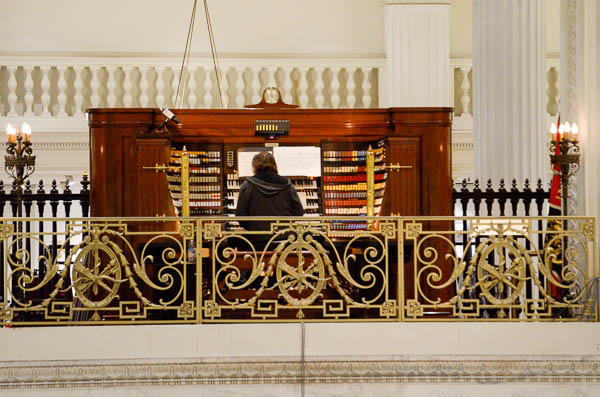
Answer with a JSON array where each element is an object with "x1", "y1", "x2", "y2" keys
[
  {"x1": 88, "y1": 106, "x2": 453, "y2": 221},
  {"x1": 87, "y1": 100, "x2": 454, "y2": 310}
]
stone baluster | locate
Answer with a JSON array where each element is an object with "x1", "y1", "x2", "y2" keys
[
  {"x1": 221, "y1": 67, "x2": 230, "y2": 109},
  {"x1": 56, "y1": 66, "x2": 68, "y2": 116},
  {"x1": 203, "y1": 69, "x2": 214, "y2": 108},
  {"x1": 73, "y1": 66, "x2": 84, "y2": 116},
  {"x1": 282, "y1": 67, "x2": 294, "y2": 105},
  {"x1": 171, "y1": 68, "x2": 179, "y2": 107},
  {"x1": 7, "y1": 66, "x2": 18, "y2": 116},
  {"x1": 460, "y1": 67, "x2": 471, "y2": 116},
  {"x1": 188, "y1": 68, "x2": 198, "y2": 108},
  {"x1": 346, "y1": 68, "x2": 357, "y2": 108},
  {"x1": 122, "y1": 67, "x2": 133, "y2": 108},
  {"x1": 314, "y1": 68, "x2": 325, "y2": 108},
  {"x1": 361, "y1": 67, "x2": 372, "y2": 108},
  {"x1": 330, "y1": 68, "x2": 341, "y2": 109},
  {"x1": 298, "y1": 68, "x2": 309, "y2": 108},
  {"x1": 250, "y1": 67, "x2": 261, "y2": 104},
  {"x1": 155, "y1": 67, "x2": 165, "y2": 109},
  {"x1": 139, "y1": 66, "x2": 150, "y2": 107},
  {"x1": 89, "y1": 66, "x2": 101, "y2": 108},
  {"x1": 266, "y1": 67, "x2": 277, "y2": 88},
  {"x1": 40, "y1": 66, "x2": 52, "y2": 116},
  {"x1": 545, "y1": 67, "x2": 552, "y2": 116},
  {"x1": 106, "y1": 66, "x2": 118, "y2": 108},
  {"x1": 234, "y1": 67, "x2": 245, "y2": 108},
  {"x1": 23, "y1": 66, "x2": 35, "y2": 116}
]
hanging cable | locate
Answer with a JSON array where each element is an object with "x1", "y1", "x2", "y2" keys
[
  {"x1": 175, "y1": 0, "x2": 198, "y2": 109},
  {"x1": 203, "y1": 0, "x2": 227, "y2": 109}
]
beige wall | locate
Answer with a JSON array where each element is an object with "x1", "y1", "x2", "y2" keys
[
  {"x1": 0, "y1": 0, "x2": 561, "y2": 59},
  {"x1": 0, "y1": 0, "x2": 384, "y2": 57}
]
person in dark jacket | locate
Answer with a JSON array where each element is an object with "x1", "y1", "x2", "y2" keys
[{"x1": 235, "y1": 151, "x2": 304, "y2": 238}]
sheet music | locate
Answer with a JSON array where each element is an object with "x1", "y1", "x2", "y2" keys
[
  {"x1": 273, "y1": 146, "x2": 321, "y2": 177},
  {"x1": 237, "y1": 146, "x2": 321, "y2": 177}
]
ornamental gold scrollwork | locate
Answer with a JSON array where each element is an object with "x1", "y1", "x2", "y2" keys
[
  {"x1": 411, "y1": 218, "x2": 593, "y2": 319},
  {"x1": 1, "y1": 216, "x2": 595, "y2": 324},
  {"x1": 207, "y1": 220, "x2": 393, "y2": 318}
]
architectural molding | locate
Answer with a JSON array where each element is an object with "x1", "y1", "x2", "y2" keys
[
  {"x1": 382, "y1": 1, "x2": 451, "y2": 5},
  {"x1": 1, "y1": 358, "x2": 599, "y2": 390},
  {"x1": 2, "y1": 141, "x2": 89, "y2": 151}
]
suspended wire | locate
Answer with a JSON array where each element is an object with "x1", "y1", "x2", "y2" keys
[
  {"x1": 175, "y1": 0, "x2": 198, "y2": 109},
  {"x1": 203, "y1": 0, "x2": 227, "y2": 109}
]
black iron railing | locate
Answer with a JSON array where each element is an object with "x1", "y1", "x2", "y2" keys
[
  {"x1": 0, "y1": 174, "x2": 90, "y2": 302},
  {"x1": 453, "y1": 178, "x2": 550, "y2": 217}
]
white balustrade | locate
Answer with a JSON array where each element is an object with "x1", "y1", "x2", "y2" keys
[
  {"x1": 330, "y1": 68, "x2": 341, "y2": 109},
  {"x1": 73, "y1": 66, "x2": 84, "y2": 115},
  {"x1": 122, "y1": 67, "x2": 133, "y2": 108},
  {"x1": 298, "y1": 67, "x2": 309, "y2": 109},
  {"x1": 188, "y1": 68, "x2": 198, "y2": 109},
  {"x1": 0, "y1": 56, "x2": 386, "y2": 117},
  {"x1": 23, "y1": 66, "x2": 34, "y2": 116},
  {"x1": 250, "y1": 68, "x2": 261, "y2": 104},
  {"x1": 361, "y1": 67, "x2": 372, "y2": 108},
  {"x1": 203, "y1": 70, "x2": 214, "y2": 108},
  {"x1": 459, "y1": 67, "x2": 471, "y2": 117},
  {"x1": 106, "y1": 67, "x2": 118, "y2": 109},
  {"x1": 56, "y1": 66, "x2": 68, "y2": 116},
  {"x1": 234, "y1": 68, "x2": 245, "y2": 108},
  {"x1": 89, "y1": 66, "x2": 101, "y2": 109},
  {"x1": 7, "y1": 66, "x2": 18, "y2": 116},
  {"x1": 221, "y1": 67, "x2": 230, "y2": 109},
  {"x1": 139, "y1": 67, "x2": 150, "y2": 107},
  {"x1": 155, "y1": 67, "x2": 166, "y2": 109},
  {"x1": 346, "y1": 68, "x2": 356, "y2": 108},
  {"x1": 171, "y1": 70, "x2": 179, "y2": 108},
  {"x1": 40, "y1": 66, "x2": 51, "y2": 116},
  {"x1": 266, "y1": 67, "x2": 277, "y2": 89},
  {"x1": 282, "y1": 67, "x2": 294, "y2": 105},
  {"x1": 314, "y1": 68, "x2": 325, "y2": 109}
]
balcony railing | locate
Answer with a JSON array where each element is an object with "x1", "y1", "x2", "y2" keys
[
  {"x1": 1, "y1": 216, "x2": 596, "y2": 325},
  {"x1": 0, "y1": 57, "x2": 384, "y2": 116}
]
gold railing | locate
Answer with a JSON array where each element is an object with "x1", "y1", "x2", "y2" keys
[{"x1": 0, "y1": 216, "x2": 596, "y2": 325}]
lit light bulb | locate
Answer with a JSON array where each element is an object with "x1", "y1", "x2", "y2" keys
[
  {"x1": 22, "y1": 122, "x2": 31, "y2": 142},
  {"x1": 558, "y1": 123, "x2": 565, "y2": 140},
  {"x1": 550, "y1": 123, "x2": 557, "y2": 141},
  {"x1": 564, "y1": 122, "x2": 571, "y2": 139},
  {"x1": 571, "y1": 123, "x2": 579, "y2": 142},
  {"x1": 6, "y1": 123, "x2": 16, "y2": 143}
]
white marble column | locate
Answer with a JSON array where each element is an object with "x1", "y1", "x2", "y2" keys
[
  {"x1": 561, "y1": 1, "x2": 600, "y2": 237},
  {"x1": 382, "y1": 1, "x2": 450, "y2": 107},
  {"x1": 473, "y1": 0, "x2": 546, "y2": 184}
]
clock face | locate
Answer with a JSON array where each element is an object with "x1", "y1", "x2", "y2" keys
[{"x1": 264, "y1": 87, "x2": 280, "y2": 104}]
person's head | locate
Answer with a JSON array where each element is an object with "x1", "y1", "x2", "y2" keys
[{"x1": 252, "y1": 151, "x2": 278, "y2": 174}]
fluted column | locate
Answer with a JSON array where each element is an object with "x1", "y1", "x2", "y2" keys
[
  {"x1": 382, "y1": 1, "x2": 450, "y2": 107},
  {"x1": 473, "y1": 0, "x2": 546, "y2": 184},
  {"x1": 561, "y1": 0, "x2": 600, "y2": 228}
]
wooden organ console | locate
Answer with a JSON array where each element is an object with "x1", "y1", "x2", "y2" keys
[
  {"x1": 88, "y1": 107, "x2": 453, "y2": 221},
  {"x1": 88, "y1": 105, "x2": 454, "y2": 309}
]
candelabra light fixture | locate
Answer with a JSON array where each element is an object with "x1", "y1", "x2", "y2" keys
[
  {"x1": 5, "y1": 123, "x2": 36, "y2": 215},
  {"x1": 549, "y1": 121, "x2": 580, "y2": 216}
]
